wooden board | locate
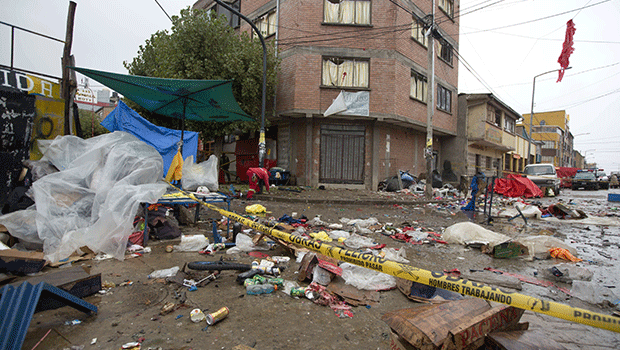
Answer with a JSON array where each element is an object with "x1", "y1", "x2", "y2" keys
[
  {"x1": 485, "y1": 330, "x2": 568, "y2": 350},
  {"x1": 442, "y1": 305, "x2": 525, "y2": 350},
  {"x1": 10, "y1": 265, "x2": 101, "y2": 298},
  {"x1": 382, "y1": 298, "x2": 491, "y2": 349}
]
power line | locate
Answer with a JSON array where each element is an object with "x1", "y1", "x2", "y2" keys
[
  {"x1": 460, "y1": 0, "x2": 611, "y2": 35},
  {"x1": 153, "y1": 0, "x2": 172, "y2": 22}
]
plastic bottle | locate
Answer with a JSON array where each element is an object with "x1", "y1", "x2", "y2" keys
[{"x1": 246, "y1": 283, "x2": 276, "y2": 295}]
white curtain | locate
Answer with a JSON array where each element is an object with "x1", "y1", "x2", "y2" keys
[
  {"x1": 322, "y1": 59, "x2": 340, "y2": 86},
  {"x1": 340, "y1": 60, "x2": 354, "y2": 86},
  {"x1": 355, "y1": 1, "x2": 370, "y2": 25},
  {"x1": 324, "y1": 0, "x2": 339, "y2": 22},
  {"x1": 267, "y1": 12, "x2": 277, "y2": 35},
  {"x1": 354, "y1": 61, "x2": 369, "y2": 87},
  {"x1": 339, "y1": 0, "x2": 355, "y2": 24}
]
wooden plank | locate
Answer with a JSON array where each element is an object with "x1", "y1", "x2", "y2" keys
[
  {"x1": 10, "y1": 265, "x2": 101, "y2": 298},
  {"x1": 442, "y1": 305, "x2": 525, "y2": 350},
  {"x1": 485, "y1": 330, "x2": 568, "y2": 350},
  {"x1": 382, "y1": 299, "x2": 491, "y2": 349}
]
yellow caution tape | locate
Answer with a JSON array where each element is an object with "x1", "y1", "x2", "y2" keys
[{"x1": 168, "y1": 183, "x2": 620, "y2": 333}]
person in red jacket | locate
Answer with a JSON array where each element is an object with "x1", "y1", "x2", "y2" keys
[{"x1": 246, "y1": 167, "x2": 270, "y2": 199}]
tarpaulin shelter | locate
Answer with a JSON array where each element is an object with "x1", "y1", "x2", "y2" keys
[
  {"x1": 494, "y1": 174, "x2": 543, "y2": 198},
  {"x1": 102, "y1": 101, "x2": 199, "y2": 177},
  {"x1": 69, "y1": 67, "x2": 254, "y2": 149}
]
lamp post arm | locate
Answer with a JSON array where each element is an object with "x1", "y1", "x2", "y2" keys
[
  {"x1": 527, "y1": 67, "x2": 572, "y2": 165},
  {"x1": 213, "y1": 0, "x2": 267, "y2": 167}
]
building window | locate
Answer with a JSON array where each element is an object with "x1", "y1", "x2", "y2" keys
[
  {"x1": 209, "y1": 0, "x2": 240, "y2": 28},
  {"x1": 439, "y1": 0, "x2": 454, "y2": 18},
  {"x1": 437, "y1": 84, "x2": 451, "y2": 113},
  {"x1": 411, "y1": 17, "x2": 427, "y2": 47},
  {"x1": 253, "y1": 10, "x2": 277, "y2": 39},
  {"x1": 542, "y1": 140, "x2": 556, "y2": 149},
  {"x1": 322, "y1": 57, "x2": 369, "y2": 88},
  {"x1": 410, "y1": 70, "x2": 427, "y2": 102},
  {"x1": 324, "y1": 0, "x2": 371, "y2": 25},
  {"x1": 494, "y1": 108, "x2": 502, "y2": 126},
  {"x1": 437, "y1": 40, "x2": 453, "y2": 65},
  {"x1": 541, "y1": 156, "x2": 554, "y2": 163},
  {"x1": 504, "y1": 117, "x2": 515, "y2": 133}
]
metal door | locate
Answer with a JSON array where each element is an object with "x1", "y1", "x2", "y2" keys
[{"x1": 320, "y1": 124, "x2": 365, "y2": 184}]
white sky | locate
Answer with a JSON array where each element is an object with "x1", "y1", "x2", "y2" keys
[{"x1": 2, "y1": 0, "x2": 619, "y2": 171}]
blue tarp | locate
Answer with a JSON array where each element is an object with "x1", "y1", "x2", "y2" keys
[{"x1": 101, "y1": 101, "x2": 198, "y2": 177}]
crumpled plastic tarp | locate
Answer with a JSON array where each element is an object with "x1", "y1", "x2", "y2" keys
[
  {"x1": 0, "y1": 131, "x2": 167, "y2": 263},
  {"x1": 181, "y1": 155, "x2": 219, "y2": 192},
  {"x1": 494, "y1": 174, "x2": 543, "y2": 198}
]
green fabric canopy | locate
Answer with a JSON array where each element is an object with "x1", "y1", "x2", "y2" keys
[{"x1": 70, "y1": 67, "x2": 253, "y2": 122}]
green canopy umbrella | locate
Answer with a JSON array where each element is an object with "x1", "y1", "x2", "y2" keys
[{"x1": 70, "y1": 67, "x2": 254, "y2": 148}]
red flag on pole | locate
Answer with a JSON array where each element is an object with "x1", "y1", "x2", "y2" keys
[{"x1": 557, "y1": 19, "x2": 576, "y2": 82}]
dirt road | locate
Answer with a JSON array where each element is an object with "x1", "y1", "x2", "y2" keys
[{"x1": 16, "y1": 186, "x2": 620, "y2": 349}]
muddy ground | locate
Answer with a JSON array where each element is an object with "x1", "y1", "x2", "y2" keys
[{"x1": 14, "y1": 186, "x2": 620, "y2": 349}]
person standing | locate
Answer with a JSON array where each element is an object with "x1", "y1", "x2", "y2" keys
[
  {"x1": 221, "y1": 153, "x2": 231, "y2": 183},
  {"x1": 246, "y1": 167, "x2": 270, "y2": 199}
]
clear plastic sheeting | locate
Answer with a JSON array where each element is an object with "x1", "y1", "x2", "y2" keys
[
  {"x1": 181, "y1": 155, "x2": 219, "y2": 192},
  {"x1": 340, "y1": 262, "x2": 396, "y2": 290},
  {"x1": 0, "y1": 131, "x2": 167, "y2": 263},
  {"x1": 516, "y1": 235, "x2": 577, "y2": 260}
]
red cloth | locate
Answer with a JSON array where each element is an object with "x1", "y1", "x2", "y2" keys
[
  {"x1": 494, "y1": 174, "x2": 543, "y2": 198},
  {"x1": 557, "y1": 19, "x2": 576, "y2": 82},
  {"x1": 246, "y1": 167, "x2": 270, "y2": 199}
]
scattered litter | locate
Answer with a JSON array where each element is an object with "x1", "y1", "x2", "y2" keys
[
  {"x1": 173, "y1": 234, "x2": 209, "y2": 252},
  {"x1": 148, "y1": 266, "x2": 180, "y2": 279}
]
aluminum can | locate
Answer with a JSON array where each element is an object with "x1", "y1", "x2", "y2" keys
[
  {"x1": 206, "y1": 306, "x2": 229, "y2": 325},
  {"x1": 290, "y1": 287, "x2": 306, "y2": 297}
]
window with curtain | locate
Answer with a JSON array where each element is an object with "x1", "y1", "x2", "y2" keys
[
  {"x1": 253, "y1": 10, "x2": 277, "y2": 39},
  {"x1": 324, "y1": 0, "x2": 371, "y2": 25},
  {"x1": 322, "y1": 57, "x2": 369, "y2": 88},
  {"x1": 410, "y1": 70, "x2": 427, "y2": 102},
  {"x1": 411, "y1": 17, "x2": 427, "y2": 47},
  {"x1": 504, "y1": 117, "x2": 515, "y2": 133},
  {"x1": 439, "y1": 0, "x2": 454, "y2": 18},
  {"x1": 437, "y1": 84, "x2": 451, "y2": 113},
  {"x1": 437, "y1": 40, "x2": 453, "y2": 65}
]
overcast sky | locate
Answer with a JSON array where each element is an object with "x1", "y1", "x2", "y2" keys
[{"x1": 2, "y1": 0, "x2": 619, "y2": 171}]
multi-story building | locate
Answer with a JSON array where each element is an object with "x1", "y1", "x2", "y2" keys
[
  {"x1": 522, "y1": 110, "x2": 572, "y2": 167},
  {"x1": 457, "y1": 93, "x2": 532, "y2": 178},
  {"x1": 192, "y1": 0, "x2": 460, "y2": 189}
]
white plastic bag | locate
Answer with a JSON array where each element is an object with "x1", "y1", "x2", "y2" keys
[
  {"x1": 344, "y1": 233, "x2": 377, "y2": 249},
  {"x1": 442, "y1": 222, "x2": 511, "y2": 248},
  {"x1": 181, "y1": 155, "x2": 219, "y2": 191},
  {"x1": 340, "y1": 263, "x2": 396, "y2": 290},
  {"x1": 173, "y1": 235, "x2": 209, "y2": 252},
  {"x1": 148, "y1": 266, "x2": 180, "y2": 279},
  {"x1": 382, "y1": 247, "x2": 410, "y2": 263}
]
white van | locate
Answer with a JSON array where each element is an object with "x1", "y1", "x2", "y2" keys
[{"x1": 523, "y1": 163, "x2": 561, "y2": 195}]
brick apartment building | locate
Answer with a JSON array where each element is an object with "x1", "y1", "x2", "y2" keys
[{"x1": 193, "y1": 0, "x2": 460, "y2": 189}]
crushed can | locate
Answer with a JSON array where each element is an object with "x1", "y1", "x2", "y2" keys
[
  {"x1": 267, "y1": 277, "x2": 284, "y2": 288},
  {"x1": 290, "y1": 286, "x2": 306, "y2": 298},
  {"x1": 206, "y1": 306, "x2": 229, "y2": 325}
]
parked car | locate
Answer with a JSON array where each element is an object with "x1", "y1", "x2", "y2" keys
[
  {"x1": 571, "y1": 171, "x2": 599, "y2": 190},
  {"x1": 523, "y1": 163, "x2": 561, "y2": 195},
  {"x1": 596, "y1": 171, "x2": 610, "y2": 189}
]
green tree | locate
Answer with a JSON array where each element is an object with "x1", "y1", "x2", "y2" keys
[
  {"x1": 123, "y1": 7, "x2": 279, "y2": 138},
  {"x1": 78, "y1": 108, "x2": 109, "y2": 138}
]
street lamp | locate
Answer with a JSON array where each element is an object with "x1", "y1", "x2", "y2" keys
[
  {"x1": 214, "y1": 0, "x2": 267, "y2": 167},
  {"x1": 527, "y1": 67, "x2": 572, "y2": 165}
]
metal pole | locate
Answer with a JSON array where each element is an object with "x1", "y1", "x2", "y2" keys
[
  {"x1": 10, "y1": 27, "x2": 14, "y2": 70},
  {"x1": 214, "y1": 0, "x2": 267, "y2": 167},
  {"x1": 424, "y1": 0, "x2": 436, "y2": 199},
  {"x1": 527, "y1": 67, "x2": 571, "y2": 165}
]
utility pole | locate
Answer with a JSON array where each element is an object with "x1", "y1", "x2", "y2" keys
[
  {"x1": 61, "y1": 1, "x2": 76, "y2": 135},
  {"x1": 424, "y1": 1, "x2": 436, "y2": 199}
]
